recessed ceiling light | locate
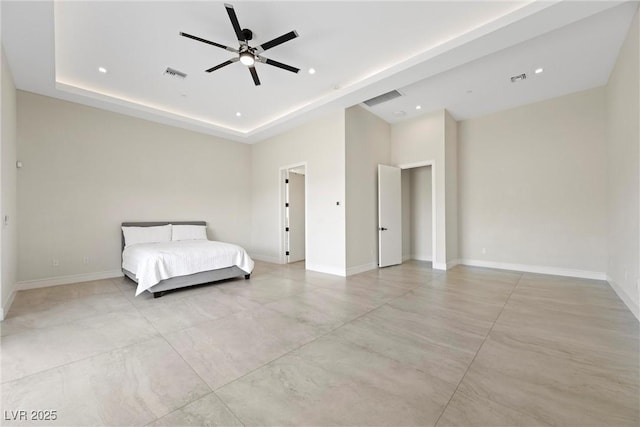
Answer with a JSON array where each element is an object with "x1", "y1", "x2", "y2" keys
[
  {"x1": 466, "y1": 89, "x2": 473, "y2": 94},
  {"x1": 535, "y1": 67, "x2": 544, "y2": 74},
  {"x1": 235, "y1": 112, "x2": 242, "y2": 117},
  {"x1": 98, "y1": 67, "x2": 107, "y2": 74},
  {"x1": 308, "y1": 68, "x2": 316, "y2": 75},
  {"x1": 415, "y1": 105, "x2": 422, "y2": 110}
]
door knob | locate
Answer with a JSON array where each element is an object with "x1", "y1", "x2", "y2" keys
[{"x1": 379, "y1": 227, "x2": 387, "y2": 231}]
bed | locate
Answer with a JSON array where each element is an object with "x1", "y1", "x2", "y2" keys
[{"x1": 121, "y1": 221, "x2": 254, "y2": 298}]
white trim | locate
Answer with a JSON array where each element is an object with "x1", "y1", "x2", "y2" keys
[
  {"x1": 402, "y1": 254, "x2": 412, "y2": 262},
  {"x1": 433, "y1": 262, "x2": 447, "y2": 270},
  {"x1": 250, "y1": 253, "x2": 283, "y2": 264},
  {"x1": 397, "y1": 161, "x2": 434, "y2": 170},
  {"x1": 306, "y1": 263, "x2": 346, "y2": 277},
  {"x1": 458, "y1": 259, "x2": 607, "y2": 280},
  {"x1": 607, "y1": 275, "x2": 640, "y2": 322},
  {"x1": 1, "y1": 288, "x2": 17, "y2": 321},
  {"x1": 17, "y1": 270, "x2": 124, "y2": 291},
  {"x1": 346, "y1": 262, "x2": 377, "y2": 276}
]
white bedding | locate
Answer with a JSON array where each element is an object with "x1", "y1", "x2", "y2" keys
[{"x1": 122, "y1": 240, "x2": 254, "y2": 295}]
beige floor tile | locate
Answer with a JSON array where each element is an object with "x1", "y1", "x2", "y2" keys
[
  {"x1": 448, "y1": 330, "x2": 640, "y2": 426},
  {"x1": 359, "y1": 264, "x2": 442, "y2": 286},
  {"x1": 164, "y1": 307, "x2": 323, "y2": 389},
  {"x1": 214, "y1": 276, "x2": 313, "y2": 304},
  {"x1": 8, "y1": 279, "x2": 120, "y2": 311},
  {"x1": 1, "y1": 292, "x2": 133, "y2": 337},
  {"x1": 436, "y1": 388, "x2": 552, "y2": 427},
  {"x1": 332, "y1": 304, "x2": 482, "y2": 385},
  {"x1": 1, "y1": 308, "x2": 158, "y2": 383},
  {"x1": 217, "y1": 334, "x2": 457, "y2": 427},
  {"x1": 389, "y1": 287, "x2": 502, "y2": 338},
  {"x1": 309, "y1": 274, "x2": 417, "y2": 306},
  {"x1": 149, "y1": 392, "x2": 243, "y2": 427},
  {"x1": 263, "y1": 287, "x2": 377, "y2": 332},
  {"x1": 2, "y1": 261, "x2": 638, "y2": 426},
  {"x1": 498, "y1": 293, "x2": 640, "y2": 341},
  {"x1": 1, "y1": 337, "x2": 211, "y2": 426},
  {"x1": 428, "y1": 275, "x2": 517, "y2": 306},
  {"x1": 137, "y1": 288, "x2": 261, "y2": 334}
]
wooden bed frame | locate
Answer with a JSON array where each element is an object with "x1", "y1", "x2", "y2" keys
[{"x1": 121, "y1": 221, "x2": 250, "y2": 298}]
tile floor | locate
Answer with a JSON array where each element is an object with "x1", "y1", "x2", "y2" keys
[{"x1": 1, "y1": 261, "x2": 638, "y2": 426}]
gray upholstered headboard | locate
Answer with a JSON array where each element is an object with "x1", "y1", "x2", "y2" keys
[{"x1": 121, "y1": 221, "x2": 206, "y2": 253}]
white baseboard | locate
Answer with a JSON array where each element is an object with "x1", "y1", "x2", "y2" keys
[
  {"x1": 458, "y1": 259, "x2": 607, "y2": 281},
  {"x1": 402, "y1": 254, "x2": 412, "y2": 262},
  {"x1": 411, "y1": 254, "x2": 433, "y2": 262},
  {"x1": 607, "y1": 275, "x2": 640, "y2": 322},
  {"x1": 346, "y1": 262, "x2": 377, "y2": 276},
  {"x1": 1, "y1": 288, "x2": 17, "y2": 321},
  {"x1": 250, "y1": 253, "x2": 283, "y2": 264},
  {"x1": 447, "y1": 259, "x2": 460, "y2": 269},
  {"x1": 306, "y1": 263, "x2": 346, "y2": 277},
  {"x1": 17, "y1": 270, "x2": 124, "y2": 291},
  {"x1": 433, "y1": 262, "x2": 447, "y2": 270}
]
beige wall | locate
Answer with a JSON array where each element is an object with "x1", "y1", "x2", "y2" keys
[
  {"x1": 458, "y1": 87, "x2": 608, "y2": 275},
  {"x1": 605, "y1": 9, "x2": 639, "y2": 319},
  {"x1": 444, "y1": 111, "x2": 458, "y2": 262},
  {"x1": 250, "y1": 110, "x2": 346, "y2": 275},
  {"x1": 345, "y1": 106, "x2": 390, "y2": 273},
  {"x1": 17, "y1": 91, "x2": 251, "y2": 283},
  {"x1": 1, "y1": 46, "x2": 18, "y2": 318}
]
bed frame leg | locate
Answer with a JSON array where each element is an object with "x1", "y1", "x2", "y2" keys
[
  {"x1": 153, "y1": 291, "x2": 165, "y2": 299},
  {"x1": 244, "y1": 274, "x2": 251, "y2": 280}
]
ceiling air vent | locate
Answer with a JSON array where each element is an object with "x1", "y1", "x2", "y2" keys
[
  {"x1": 165, "y1": 67, "x2": 187, "y2": 79},
  {"x1": 363, "y1": 90, "x2": 404, "y2": 107},
  {"x1": 510, "y1": 73, "x2": 527, "y2": 83}
]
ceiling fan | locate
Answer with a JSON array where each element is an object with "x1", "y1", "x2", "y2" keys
[{"x1": 180, "y1": 3, "x2": 300, "y2": 86}]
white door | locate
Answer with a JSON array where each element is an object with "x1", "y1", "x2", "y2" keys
[
  {"x1": 287, "y1": 172, "x2": 305, "y2": 263},
  {"x1": 378, "y1": 164, "x2": 402, "y2": 267}
]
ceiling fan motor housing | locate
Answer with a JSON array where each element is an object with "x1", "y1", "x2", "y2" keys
[{"x1": 242, "y1": 28, "x2": 253, "y2": 41}]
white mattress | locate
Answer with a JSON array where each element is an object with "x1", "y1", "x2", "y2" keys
[{"x1": 122, "y1": 240, "x2": 254, "y2": 295}]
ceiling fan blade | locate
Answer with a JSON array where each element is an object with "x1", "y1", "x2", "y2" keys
[
  {"x1": 249, "y1": 66, "x2": 261, "y2": 86},
  {"x1": 225, "y1": 3, "x2": 245, "y2": 41},
  {"x1": 264, "y1": 58, "x2": 300, "y2": 74},
  {"x1": 180, "y1": 32, "x2": 237, "y2": 52},
  {"x1": 205, "y1": 58, "x2": 238, "y2": 73},
  {"x1": 258, "y1": 30, "x2": 298, "y2": 52}
]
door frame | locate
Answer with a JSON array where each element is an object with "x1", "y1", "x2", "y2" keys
[
  {"x1": 279, "y1": 162, "x2": 308, "y2": 265},
  {"x1": 396, "y1": 160, "x2": 437, "y2": 267}
]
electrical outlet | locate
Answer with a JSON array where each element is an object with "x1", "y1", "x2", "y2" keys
[
  {"x1": 481, "y1": 248, "x2": 487, "y2": 255},
  {"x1": 83, "y1": 256, "x2": 90, "y2": 265},
  {"x1": 52, "y1": 259, "x2": 60, "y2": 267}
]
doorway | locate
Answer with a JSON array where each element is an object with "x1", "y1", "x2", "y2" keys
[
  {"x1": 401, "y1": 166, "x2": 433, "y2": 263},
  {"x1": 283, "y1": 165, "x2": 306, "y2": 263},
  {"x1": 378, "y1": 162, "x2": 435, "y2": 267}
]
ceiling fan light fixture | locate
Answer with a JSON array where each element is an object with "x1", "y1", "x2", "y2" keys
[{"x1": 239, "y1": 51, "x2": 255, "y2": 66}]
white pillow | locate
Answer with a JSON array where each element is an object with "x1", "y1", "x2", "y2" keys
[
  {"x1": 122, "y1": 224, "x2": 172, "y2": 247},
  {"x1": 172, "y1": 224, "x2": 208, "y2": 241}
]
